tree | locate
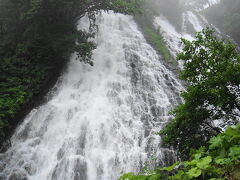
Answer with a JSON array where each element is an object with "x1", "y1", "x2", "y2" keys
[{"x1": 160, "y1": 28, "x2": 240, "y2": 158}]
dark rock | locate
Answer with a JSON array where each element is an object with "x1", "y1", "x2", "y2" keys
[
  {"x1": 73, "y1": 159, "x2": 87, "y2": 180},
  {"x1": 8, "y1": 170, "x2": 28, "y2": 180}
]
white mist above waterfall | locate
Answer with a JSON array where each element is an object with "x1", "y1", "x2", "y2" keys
[{"x1": 0, "y1": 12, "x2": 184, "y2": 180}]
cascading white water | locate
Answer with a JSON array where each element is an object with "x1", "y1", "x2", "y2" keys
[
  {"x1": 153, "y1": 15, "x2": 195, "y2": 59},
  {"x1": 0, "y1": 12, "x2": 184, "y2": 180},
  {"x1": 153, "y1": 0, "x2": 221, "y2": 61}
]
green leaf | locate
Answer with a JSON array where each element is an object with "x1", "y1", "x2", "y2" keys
[
  {"x1": 187, "y1": 159, "x2": 198, "y2": 166},
  {"x1": 225, "y1": 126, "x2": 239, "y2": 137},
  {"x1": 194, "y1": 153, "x2": 202, "y2": 160},
  {"x1": 160, "y1": 162, "x2": 180, "y2": 172},
  {"x1": 215, "y1": 158, "x2": 231, "y2": 165},
  {"x1": 209, "y1": 136, "x2": 223, "y2": 149},
  {"x1": 148, "y1": 174, "x2": 161, "y2": 180},
  {"x1": 196, "y1": 156, "x2": 212, "y2": 170},
  {"x1": 172, "y1": 170, "x2": 184, "y2": 179},
  {"x1": 229, "y1": 147, "x2": 240, "y2": 159},
  {"x1": 187, "y1": 167, "x2": 202, "y2": 178}
]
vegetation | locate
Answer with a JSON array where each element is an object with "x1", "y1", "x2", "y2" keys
[
  {"x1": 134, "y1": 1, "x2": 175, "y2": 66},
  {"x1": 0, "y1": 0, "x2": 140, "y2": 147},
  {"x1": 119, "y1": 123, "x2": 240, "y2": 180},
  {"x1": 119, "y1": 28, "x2": 240, "y2": 179},
  {"x1": 160, "y1": 28, "x2": 240, "y2": 158}
]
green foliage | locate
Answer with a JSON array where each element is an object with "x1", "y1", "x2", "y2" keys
[
  {"x1": 0, "y1": 55, "x2": 50, "y2": 142},
  {"x1": 134, "y1": 2, "x2": 175, "y2": 66},
  {"x1": 160, "y1": 28, "x2": 240, "y2": 157},
  {"x1": 24, "y1": 0, "x2": 42, "y2": 19},
  {"x1": 120, "y1": 172, "x2": 162, "y2": 180},
  {"x1": 107, "y1": 0, "x2": 142, "y2": 14},
  {"x1": 119, "y1": 124, "x2": 240, "y2": 180},
  {"x1": 142, "y1": 23, "x2": 173, "y2": 64},
  {"x1": 74, "y1": 31, "x2": 96, "y2": 66},
  {"x1": 178, "y1": 28, "x2": 240, "y2": 117}
]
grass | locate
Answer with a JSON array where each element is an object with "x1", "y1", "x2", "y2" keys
[{"x1": 134, "y1": 12, "x2": 178, "y2": 67}]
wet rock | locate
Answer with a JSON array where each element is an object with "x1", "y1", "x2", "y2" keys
[
  {"x1": 8, "y1": 170, "x2": 28, "y2": 180},
  {"x1": 28, "y1": 138, "x2": 41, "y2": 147},
  {"x1": 130, "y1": 63, "x2": 136, "y2": 68},
  {"x1": 150, "y1": 106, "x2": 157, "y2": 117},
  {"x1": 96, "y1": 163, "x2": 104, "y2": 178},
  {"x1": 160, "y1": 149, "x2": 177, "y2": 167},
  {"x1": 144, "y1": 128, "x2": 151, "y2": 138},
  {"x1": 140, "y1": 114, "x2": 151, "y2": 125},
  {"x1": 115, "y1": 97, "x2": 123, "y2": 106},
  {"x1": 164, "y1": 74, "x2": 170, "y2": 80},
  {"x1": 24, "y1": 162, "x2": 36, "y2": 175},
  {"x1": 145, "y1": 137, "x2": 155, "y2": 152},
  {"x1": 131, "y1": 69, "x2": 140, "y2": 85},
  {"x1": 0, "y1": 174, "x2": 7, "y2": 180},
  {"x1": 165, "y1": 81, "x2": 173, "y2": 87},
  {"x1": 0, "y1": 154, "x2": 8, "y2": 172},
  {"x1": 73, "y1": 159, "x2": 87, "y2": 180},
  {"x1": 176, "y1": 97, "x2": 182, "y2": 103},
  {"x1": 57, "y1": 146, "x2": 65, "y2": 160},
  {"x1": 51, "y1": 159, "x2": 70, "y2": 180},
  {"x1": 107, "y1": 90, "x2": 118, "y2": 98},
  {"x1": 16, "y1": 123, "x2": 31, "y2": 141},
  {"x1": 142, "y1": 93, "x2": 147, "y2": 103},
  {"x1": 148, "y1": 97, "x2": 157, "y2": 107}
]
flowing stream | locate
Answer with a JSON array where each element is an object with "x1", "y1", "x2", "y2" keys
[{"x1": 0, "y1": 12, "x2": 184, "y2": 180}]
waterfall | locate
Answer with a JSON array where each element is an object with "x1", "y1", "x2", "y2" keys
[
  {"x1": 0, "y1": 12, "x2": 183, "y2": 180},
  {"x1": 153, "y1": 0, "x2": 221, "y2": 61}
]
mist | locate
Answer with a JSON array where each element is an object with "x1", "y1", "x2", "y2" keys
[{"x1": 141, "y1": 0, "x2": 240, "y2": 45}]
